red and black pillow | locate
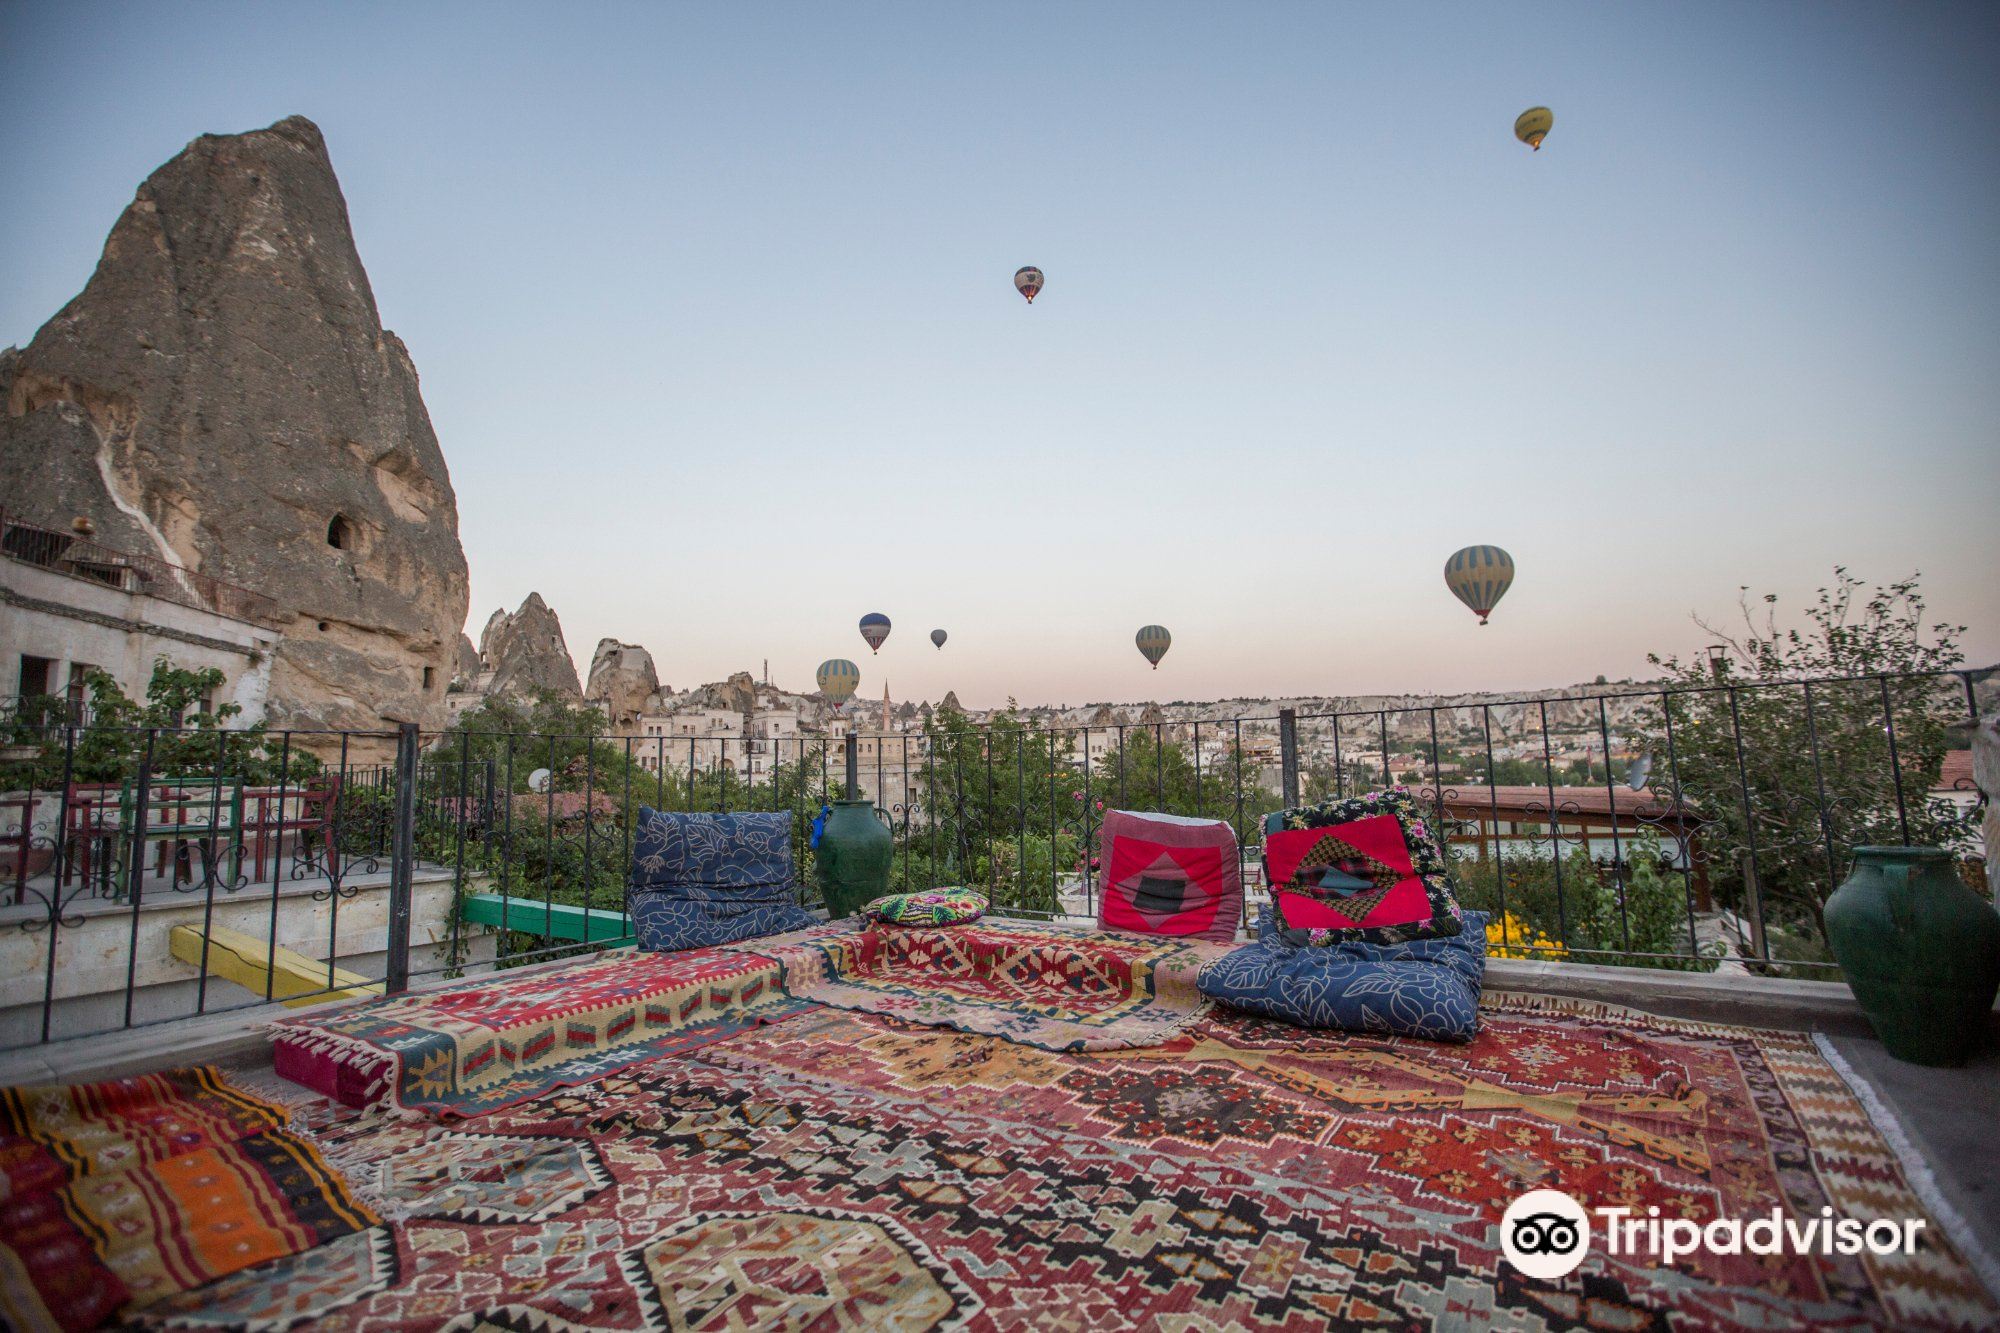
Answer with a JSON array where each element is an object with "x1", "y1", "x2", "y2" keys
[
  {"x1": 1096, "y1": 810, "x2": 1243, "y2": 942},
  {"x1": 1261, "y1": 788, "x2": 1462, "y2": 946}
]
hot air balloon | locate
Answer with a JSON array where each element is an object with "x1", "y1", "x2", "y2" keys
[
  {"x1": 1514, "y1": 106, "x2": 1553, "y2": 151},
  {"x1": 1445, "y1": 546, "x2": 1515, "y2": 625},
  {"x1": 930, "y1": 629, "x2": 947, "y2": 650},
  {"x1": 1014, "y1": 266, "x2": 1044, "y2": 304},
  {"x1": 859, "y1": 613, "x2": 891, "y2": 655},
  {"x1": 1135, "y1": 625, "x2": 1171, "y2": 670},
  {"x1": 816, "y1": 659, "x2": 860, "y2": 712}
]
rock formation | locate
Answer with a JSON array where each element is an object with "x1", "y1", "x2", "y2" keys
[
  {"x1": 586, "y1": 638, "x2": 660, "y2": 729},
  {"x1": 452, "y1": 634, "x2": 480, "y2": 687},
  {"x1": 0, "y1": 115, "x2": 469, "y2": 734},
  {"x1": 940, "y1": 691, "x2": 964, "y2": 714},
  {"x1": 475, "y1": 593, "x2": 581, "y2": 699}
]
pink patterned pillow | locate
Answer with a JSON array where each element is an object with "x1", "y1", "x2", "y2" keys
[{"x1": 1096, "y1": 810, "x2": 1242, "y2": 942}]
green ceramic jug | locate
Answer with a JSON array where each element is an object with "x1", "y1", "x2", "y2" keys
[
  {"x1": 814, "y1": 798, "x2": 895, "y2": 919},
  {"x1": 1823, "y1": 845, "x2": 2000, "y2": 1067}
]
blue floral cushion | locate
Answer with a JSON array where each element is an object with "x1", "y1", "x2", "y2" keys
[
  {"x1": 1202, "y1": 910, "x2": 1489, "y2": 1041},
  {"x1": 629, "y1": 809, "x2": 818, "y2": 952}
]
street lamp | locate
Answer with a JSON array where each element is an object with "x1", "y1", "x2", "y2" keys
[{"x1": 1706, "y1": 645, "x2": 1729, "y2": 682}]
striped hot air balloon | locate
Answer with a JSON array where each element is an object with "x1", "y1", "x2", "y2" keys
[
  {"x1": 1445, "y1": 546, "x2": 1515, "y2": 625},
  {"x1": 1514, "y1": 106, "x2": 1553, "y2": 151},
  {"x1": 859, "y1": 613, "x2": 891, "y2": 655},
  {"x1": 1135, "y1": 625, "x2": 1172, "y2": 669},
  {"x1": 816, "y1": 659, "x2": 861, "y2": 711}
]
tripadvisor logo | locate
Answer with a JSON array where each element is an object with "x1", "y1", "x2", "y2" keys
[
  {"x1": 1501, "y1": 1190, "x2": 1591, "y2": 1279},
  {"x1": 1500, "y1": 1189, "x2": 1926, "y2": 1279}
]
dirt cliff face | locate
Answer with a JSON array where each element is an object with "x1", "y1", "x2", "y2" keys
[{"x1": 0, "y1": 115, "x2": 469, "y2": 734}]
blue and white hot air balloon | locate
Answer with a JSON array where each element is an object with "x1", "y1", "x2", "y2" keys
[
  {"x1": 1444, "y1": 546, "x2": 1515, "y2": 625},
  {"x1": 859, "y1": 613, "x2": 891, "y2": 655}
]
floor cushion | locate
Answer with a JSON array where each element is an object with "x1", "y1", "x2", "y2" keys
[
  {"x1": 723, "y1": 917, "x2": 1231, "y2": 1052},
  {"x1": 866, "y1": 887, "x2": 987, "y2": 925},
  {"x1": 1261, "y1": 788, "x2": 1463, "y2": 946},
  {"x1": 1201, "y1": 910, "x2": 1489, "y2": 1041},
  {"x1": 629, "y1": 808, "x2": 818, "y2": 952},
  {"x1": 1096, "y1": 809, "x2": 1244, "y2": 942},
  {"x1": 270, "y1": 946, "x2": 806, "y2": 1115}
]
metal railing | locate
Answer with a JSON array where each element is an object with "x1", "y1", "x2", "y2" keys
[
  {"x1": 0, "y1": 507, "x2": 281, "y2": 625},
  {"x1": 0, "y1": 667, "x2": 1987, "y2": 1050}
]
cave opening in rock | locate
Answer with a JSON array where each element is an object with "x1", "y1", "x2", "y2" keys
[{"x1": 326, "y1": 514, "x2": 353, "y2": 549}]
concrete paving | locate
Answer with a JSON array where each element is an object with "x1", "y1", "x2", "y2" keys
[{"x1": 1827, "y1": 1027, "x2": 2000, "y2": 1269}]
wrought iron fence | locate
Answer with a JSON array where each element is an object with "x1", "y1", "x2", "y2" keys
[{"x1": 0, "y1": 667, "x2": 1987, "y2": 1051}]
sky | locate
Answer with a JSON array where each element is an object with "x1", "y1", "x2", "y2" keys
[{"x1": 3, "y1": 2, "x2": 1996, "y2": 710}]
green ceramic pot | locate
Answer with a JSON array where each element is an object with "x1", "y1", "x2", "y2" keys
[
  {"x1": 814, "y1": 799, "x2": 895, "y2": 920},
  {"x1": 1823, "y1": 845, "x2": 2000, "y2": 1067}
]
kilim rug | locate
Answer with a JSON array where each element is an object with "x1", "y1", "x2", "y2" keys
[
  {"x1": 720, "y1": 917, "x2": 1232, "y2": 1052},
  {"x1": 268, "y1": 946, "x2": 810, "y2": 1117},
  {"x1": 157, "y1": 994, "x2": 1998, "y2": 1331},
  {"x1": 0, "y1": 1066, "x2": 376, "y2": 1332}
]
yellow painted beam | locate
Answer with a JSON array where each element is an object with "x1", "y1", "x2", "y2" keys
[{"x1": 168, "y1": 923, "x2": 384, "y2": 1008}]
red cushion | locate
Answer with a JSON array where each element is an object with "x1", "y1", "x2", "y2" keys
[
  {"x1": 1096, "y1": 810, "x2": 1242, "y2": 942},
  {"x1": 1261, "y1": 790, "x2": 1462, "y2": 945}
]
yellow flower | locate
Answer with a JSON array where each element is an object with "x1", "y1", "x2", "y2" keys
[{"x1": 1485, "y1": 913, "x2": 1568, "y2": 960}]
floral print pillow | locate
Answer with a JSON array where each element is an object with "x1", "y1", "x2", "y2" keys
[{"x1": 864, "y1": 887, "x2": 988, "y2": 927}]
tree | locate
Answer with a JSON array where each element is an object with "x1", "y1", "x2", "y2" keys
[
  {"x1": 5, "y1": 660, "x2": 315, "y2": 790},
  {"x1": 1637, "y1": 570, "x2": 1972, "y2": 954}
]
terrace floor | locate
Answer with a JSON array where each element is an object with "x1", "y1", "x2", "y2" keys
[{"x1": 3, "y1": 926, "x2": 1997, "y2": 1330}]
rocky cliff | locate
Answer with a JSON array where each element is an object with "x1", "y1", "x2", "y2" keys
[
  {"x1": 475, "y1": 593, "x2": 582, "y2": 699},
  {"x1": 0, "y1": 115, "x2": 469, "y2": 733},
  {"x1": 452, "y1": 633, "x2": 480, "y2": 687},
  {"x1": 586, "y1": 638, "x2": 661, "y2": 728}
]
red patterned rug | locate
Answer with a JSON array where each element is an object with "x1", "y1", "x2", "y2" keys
[
  {"x1": 722, "y1": 918, "x2": 1231, "y2": 1051},
  {"x1": 0, "y1": 1067, "x2": 377, "y2": 1332},
  {"x1": 161, "y1": 994, "x2": 2000, "y2": 1331}
]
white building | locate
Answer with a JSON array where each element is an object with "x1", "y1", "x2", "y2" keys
[{"x1": 2, "y1": 512, "x2": 281, "y2": 722}]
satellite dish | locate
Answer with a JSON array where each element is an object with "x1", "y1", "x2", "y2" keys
[
  {"x1": 1624, "y1": 752, "x2": 1654, "y2": 793},
  {"x1": 528, "y1": 768, "x2": 552, "y2": 794}
]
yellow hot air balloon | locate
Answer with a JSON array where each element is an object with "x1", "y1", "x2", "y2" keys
[
  {"x1": 1514, "y1": 106, "x2": 1553, "y2": 151},
  {"x1": 816, "y1": 658, "x2": 861, "y2": 711},
  {"x1": 1445, "y1": 546, "x2": 1515, "y2": 625}
]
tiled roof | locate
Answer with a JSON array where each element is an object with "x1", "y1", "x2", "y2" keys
[
  {"x1": 1937, "y1": 749, "x2": 1976, "y2": 793},
  {"x1": 1417, "y1": 783, "x2": 1703, "y2": 822}
]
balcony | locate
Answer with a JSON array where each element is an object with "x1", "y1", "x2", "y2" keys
[
  {"x1": 0, "y1": 670, "x2": 1995, "y2": 1329},
  {"x1": 0, "y1": 507, "x2": 280, "y2": 626}
]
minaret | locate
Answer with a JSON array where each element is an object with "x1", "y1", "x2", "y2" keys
[{"x1": 881, "y1": 681, "x2": 891, "y2": 734}]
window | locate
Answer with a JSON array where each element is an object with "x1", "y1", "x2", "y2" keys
[
  {"x1": 423, "y1": 666, "x2": 436, "y2": 692},
  {"x1": 326, "y1": 515, "x2": 353, "y2": 550},
  {"x1": 66, "y1": 663, "x2": 96, "y2": 720},
  {"x1": 17, "y1": 655, "x2": 53, "y2": 698}
]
